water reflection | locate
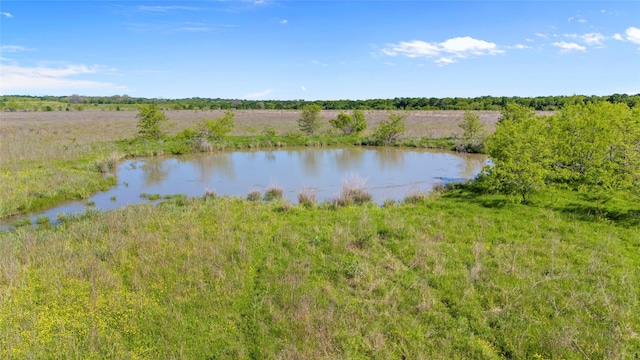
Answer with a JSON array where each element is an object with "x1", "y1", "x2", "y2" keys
[{"x1": 2, "y1": 147, "x2": 487, "y2": 228}]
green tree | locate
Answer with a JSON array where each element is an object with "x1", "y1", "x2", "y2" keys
[
  {"x1": 548, "y1": 102, "x2": 640, "y2": 190},
  {"x1": 458, "y1": 110, "x2": 485, "y2": 140},
  {"x1": 482, "y1": 104, "x2": 550, "y2": 203},
  {"x1": 329, "y1": 109, "x2": 367, "y2": 135},
  {"x1": 201, "y1": 110, "x2": 235, "y2": 140},
  {"x1": 371, "y1": 113, "x2": 406, "y2": 145},
  {"x1": 136, "y1": 104, "x2": 169, "y2": 140},
  {"x1": 297, "y1": 104, "x2": 323, "y2": 135}
]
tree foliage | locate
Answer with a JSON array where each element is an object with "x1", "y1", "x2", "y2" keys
[
  {"x1": 483, "y1": 104, "x2": 550, "y2": 202},
  {"x1": 482, "y1": 101, "x2": 640, "y2": 202},
  {"x1": 136, "y1": 104, "x2": 169, "y2": 140},
  {"x1": 297, "y1": 104, "x2": 323, "y2": 135},
  {"x1": 547, "y1": 102, "x2": 640, "y2": 189},
  {"x1": 200, "y1": 110, "x2": 235, "y2": 140},
  {"x1": 371, "y1": 113, "x2": 406, "y2": 145},
  {"x1": 458, "y1": 110, "x2": 485, "y2": 140},
  {"x1": 329, "y1": 110, "x2": 367, "y2": 135}
]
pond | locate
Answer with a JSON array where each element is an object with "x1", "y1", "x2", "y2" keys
[{"x1": 2, "y1": 147, "x2": 487, "y2": 227}]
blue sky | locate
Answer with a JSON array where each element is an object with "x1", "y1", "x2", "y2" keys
[{"x1": 1, "y1": 1, "x2": 639, "y2": 100}]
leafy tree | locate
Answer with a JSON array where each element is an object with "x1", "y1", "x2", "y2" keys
[
  {"x1": 547, "y1": 102, "x2": 640, "y2": 190},
  {"x1": 329, "y1": 109, "x2": 367, "y2": 135},
  {"x1": 371, "y1": 113, "x2": 406, "y2": 145},
  {"x1": 297, "y1": 104, "x2": 323, "y2": 135},
  {"x1": 201, "y1": 110, "x2": 235, "y2": 140},
  {"x1": 482, "y1": 104, "x2": 550, "y2": 203},
  {"x1": 458, "y1": 110, "x2": 485, "y2": 140},
  {"x1": 136, "y1": 104, "x2": 169, "y2": 140}
]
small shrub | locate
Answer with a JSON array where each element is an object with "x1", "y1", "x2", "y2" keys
[
  {"x1": 14, "y1": 218, "x2": 32, "y2": 227},
  {"x1": 432, "y1": 181, "x2": 447, "y2": 193},
  {"x1": 383, "y1": 199, "x2": 396, "y2": 208},
  {"x1": 264, "y1": 186, "x2": 284, "y2": 202},
  {"x1": 203, "y1": 189, "x2": 217, "y2": 200},
  {"x1": 110, "y1": 196, "x2": 117, "y2": 201},
  {"x1": 87, "y1": 200, "x2": 96, "y2": 206},
  {"x1": 247, "y1": 190, "x2": 262, "y2": 202},
  {"x1": 298, "y1": 188, "x2": 317, "y2": 207},
  {"x1": 404, "y1": 191, "x2": 428, "y2": 204},
  {"x1": 335, "y1": 175, "x2": 372, "y2": 206}
]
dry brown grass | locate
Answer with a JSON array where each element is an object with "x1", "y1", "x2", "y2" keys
[{"x1": 0, "y1": 109, "x2": 510, "y2": 166}]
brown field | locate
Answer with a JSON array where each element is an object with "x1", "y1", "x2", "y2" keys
[{"x1": 0, "y1": 110, "x2": 505, "y2": 164}]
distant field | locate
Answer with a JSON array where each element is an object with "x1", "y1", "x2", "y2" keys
[{"x1": 0, "y1": 109, "x2": 504, "y2": 142}]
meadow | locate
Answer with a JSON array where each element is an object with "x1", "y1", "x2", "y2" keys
[{"x1": 1, "y1": 108, "x2": 638, "y2": 359}]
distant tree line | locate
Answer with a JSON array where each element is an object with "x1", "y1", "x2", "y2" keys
[{"x1": 2, "y1": 93, "x2": 639, "y2": 112}]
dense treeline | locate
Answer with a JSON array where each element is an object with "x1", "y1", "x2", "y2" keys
[{"x1": 2, "y1": 93, "x2": 639, "y2": 112}]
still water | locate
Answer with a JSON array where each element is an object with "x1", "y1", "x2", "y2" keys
[{"x1": 3, "y1": 147, "x2": 487, "y2": 227}]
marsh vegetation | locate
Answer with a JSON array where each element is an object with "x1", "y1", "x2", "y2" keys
[{"x1": 1, "y1": 100, "x2": 639, "y2": 358}]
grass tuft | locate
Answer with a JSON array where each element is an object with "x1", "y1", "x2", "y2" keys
[{"x1": 264, "y1": 185, "x2": 284, "y2": 202}]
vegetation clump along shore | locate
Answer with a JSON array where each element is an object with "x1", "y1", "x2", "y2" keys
[{"x1": 0, "y1": 98, "x2": 639, "y2": 358}]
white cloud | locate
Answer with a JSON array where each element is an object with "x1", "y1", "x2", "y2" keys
[
  {"x1": 279, "y1": 19, "x2": 288, "y2": 24},
  {"x1": 0, "y1": 12, "x2": 12, "y2": 18},
  {"x1": 513, "y1": 44, "x2": 531, "y2": 49},
  {"x1": 552, "y1": 41, "x2": 586, "y2": 53},
  {"x1": 381, "y1": 36, "x2": 502, "y2": 65},
  {"x1": 434, "y1": 57, "x2": 455, "y2": 66},
  {"x1": 582, "y1": 32, "x2": 606, "y2": 46},
  {"x1": 567, "y1": 16, "x2": 574, "y2": 24},
  {"x1": 382, "y1": 40, "x2": 440, "y2": 58},
  {"x1": 244, "y1": 88, "x2": 272, "y2": 99},
  {"x1": 534, "y1": 33, "x2": 548, "y2": 39},
  {"x1": 439, "y1": 37, "x2": 503, "y2": 56},
  {"x1": 578, "y1": 18, "x2": 587, "y2": 24},
  {"x1": 613, "y1": 33, "x2": 624, "y2": 41},
  {"x1": 137, "y1": 5, "x2": 199, "y2": 13},
  {"x1": 0, "y1": 62, "x2": 125, "y2": 93},
  {"x1": 310, "y1": 59, "x2": 327, "y2": 66},
  {"x1": 0, "y1": 45, "x2": 31, "y2": 53},
  {"x1": 300, "y1": 86, "x2": 306, "y2": 92},
  {"x1": 626, "y1": 27, "x2": 640, "y2": 44}
]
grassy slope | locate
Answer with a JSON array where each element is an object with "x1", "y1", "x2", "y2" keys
[{"x1": 1, "y1": 189, "x2": 638, "y2": 359}]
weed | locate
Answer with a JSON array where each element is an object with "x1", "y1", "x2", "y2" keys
[
  {"x1": 334, "y1": 175, "x2": 372, "y2": 206},
  {"x1": 298, "y1": 188, "x2": 317, "y2": 208},
  {"x1": 203, "y1": 188, "x2": 217, "y2": 200},
  {"x1": 264, "y1": 185, "x2": 284, "y2": 202},
  {"x1": 86, "y1": 200, "x2": 96, "y2": 206},
  {"x1": 247, "y1": 190, "x2": 262, "y2": 202}
]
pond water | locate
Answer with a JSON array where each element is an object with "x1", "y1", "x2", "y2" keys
[{"x1": 2, "y1": 147, "x2": 487, "y2": 227}]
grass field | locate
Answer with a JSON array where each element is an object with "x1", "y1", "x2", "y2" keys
[{"x1": 1, "y1": 109, "x2": 639, "y2": 358}]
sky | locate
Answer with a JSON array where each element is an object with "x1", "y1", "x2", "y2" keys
[{"x1": 1, "y1": 1, "x2": 639, "y2": 100}]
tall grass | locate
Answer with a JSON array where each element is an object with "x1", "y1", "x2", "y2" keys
[{"x1": 0, "y1": 191, "x2": 638, "y2": 358}]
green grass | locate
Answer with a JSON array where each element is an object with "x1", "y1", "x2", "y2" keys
[{"x1": 1, "y1": 188, "x2": 638, "y2": 359}]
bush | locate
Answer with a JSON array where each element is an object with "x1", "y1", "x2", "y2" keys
[
  {"x1": 201, "y1": 110, "x2": 235, "y2": 140},
  {"x1": 297, "y1": 104, "x2": 323, "y2": 135},
  {"x1": 136, "y1": 104, "x2": 169, "y2": 140},
  {"x1": 371, "y1": 113, "x2": 406, "y2": 145},
  {"x1": 247, "y1": 190, "x2": 262, "y2": 202},
  {"x1": 298, "y1": 188, "x2": 317, "y2": 208},
  {"x1": 264, "y1": 186, "x2": 284, "y2": 202},
  {"x1": 329, "y1": 110, "x2": 367, "y2": 135}
]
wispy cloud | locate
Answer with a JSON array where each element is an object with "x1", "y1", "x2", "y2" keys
[
  {"x1": 279, "y1": 19, "x2": 288, "y2": 25},
  {"x1": 0, "y1": 62, "x2": 125, "y2": 93},
  {"x1": 137, "y1": 5, "x2": 200, "y2": 13},
  {"x1": 244, "y1": 88, "x2": 272, "y2": 99},
  {"x1": 553, "y1": 41, "x2": 586, "y2": 53},
  {"x1": 300, "y1": 86, "x2": 306, "y2": 92},
  {"x1": 310, "y1": 59, "x2": 328, "y2": 67},
  {"x1": 564, "y1": 32, "x2": 607, "y2": 47},
  {"x1": 626, "y1": 27, "x2": 640, "y2": 44},
  {"x1": 0, "y1": 45, "x2": 31, "y2": 53},
  {"x1": 0, "y1": 12, "x2": 12, "y2": 18},
  {"x1": 382, "y1": 36, "x2": 503, "y2": 65}
]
